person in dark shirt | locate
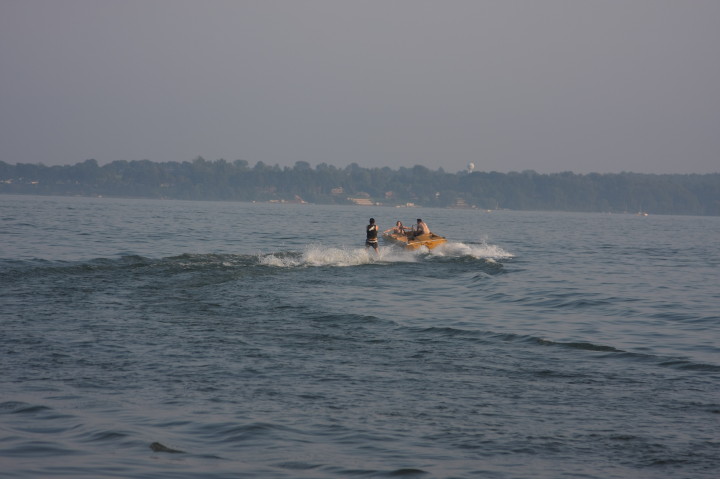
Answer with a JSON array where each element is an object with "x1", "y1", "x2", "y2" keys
[{"x1": 365, "y1": 218, "x2": 379, "y2": 254}]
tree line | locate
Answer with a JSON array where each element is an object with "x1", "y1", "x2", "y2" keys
[{"x1": 1, "y1": 158, "x2": 719, "y2": 215}]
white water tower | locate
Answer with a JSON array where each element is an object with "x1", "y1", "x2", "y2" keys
[{"x1": 467, "y1": 162, "x2": 475, "y2": 173}]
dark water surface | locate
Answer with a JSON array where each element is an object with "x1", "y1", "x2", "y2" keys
[{"x1": 1, "y1": 195, "x2": 718, "y2": 478}]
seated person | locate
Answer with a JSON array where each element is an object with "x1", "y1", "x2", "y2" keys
[
  {"x1": 411, "y1": 218, "x2": 430, "y2": 238},
  {"x1": 384, "y1": 221, "x2": 407, "y2": 235}
]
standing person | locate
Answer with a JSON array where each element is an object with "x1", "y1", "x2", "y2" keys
[{"x1": 366, "y1": 218, "x2": 379, "y2": 254}]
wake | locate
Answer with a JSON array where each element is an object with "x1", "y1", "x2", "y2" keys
[
  {"x1": 258, "y1": 241, "x2": 513, "y2": 268},
  {"x1": 430, "y1": 241, "x2": 514, "y2": 260}
]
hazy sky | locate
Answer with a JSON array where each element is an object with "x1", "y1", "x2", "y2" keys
[{"x1": 1, "y1": 0, "x2": 719, "y2": 173}]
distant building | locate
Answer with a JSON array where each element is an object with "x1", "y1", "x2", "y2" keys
[
  {"x1": 349, "y1": 198, "x2": 374, "y2": 206},
  {"x1": 452, "y1": 198, "x2": 474, "y2": 208}
]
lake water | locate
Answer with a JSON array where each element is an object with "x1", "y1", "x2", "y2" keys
[{"x1": 1, "y1": 194, "x2": 718, "y2": 478}]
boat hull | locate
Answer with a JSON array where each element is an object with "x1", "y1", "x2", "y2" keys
[{"x1": 382, "y1": 232, "x2": 447, "y2": 250}]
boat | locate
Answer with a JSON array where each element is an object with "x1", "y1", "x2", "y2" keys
[{"x1": 382, "y1": 231, "x2": 447, "y2": 250}]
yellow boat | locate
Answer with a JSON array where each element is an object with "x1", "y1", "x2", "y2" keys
[{"x1": 382, "y1": 232, "x2": 447, "y2": 250}]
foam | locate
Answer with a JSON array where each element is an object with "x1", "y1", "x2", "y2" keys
[
  {"x1": 429, "y1": 241, "x2": 514, "y2": 259},
  {"x1": 259, "y1": 241, "x2": 512, "y2": 268}
]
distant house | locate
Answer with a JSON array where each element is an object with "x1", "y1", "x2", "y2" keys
[{"x1": 331, "y1": 187, "x2": 344, "y2": 195}]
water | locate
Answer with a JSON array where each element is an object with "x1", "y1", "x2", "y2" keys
[{"x1": 1, "y1": 194, "x2": 718, "y2": 478}]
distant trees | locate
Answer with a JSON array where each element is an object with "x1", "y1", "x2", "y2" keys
[{"x1": 1, "y1": 159, "x2": 718, "y2": 215}]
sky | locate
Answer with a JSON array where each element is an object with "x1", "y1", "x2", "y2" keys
[{"x1": 1, "y1": 0, "x2": 719, "y2": 174}]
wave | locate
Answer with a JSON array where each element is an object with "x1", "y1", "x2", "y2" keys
[
  {"x1": 0, "y1": 239, "x2": 513, "y2": 279},
  {"x1": 410, "y1": 326, "x2": 720, "y2": 373},
  {"x1": 0, "y1": 254, "x2": 251, "y2": 279},
  {"x1": 0, "y1": 400, "x2": 432, "y2": 477}
]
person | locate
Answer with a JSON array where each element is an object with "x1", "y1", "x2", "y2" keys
[
  {"x1": 365, "y1": 217, "x2": 379, "y2": 253},
  {"x1": 412, "y1": 218, "x2": 430, "y2": 238},
  {"x1": 384, "y1": 220, "x2": 407, "y2": 236}
]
